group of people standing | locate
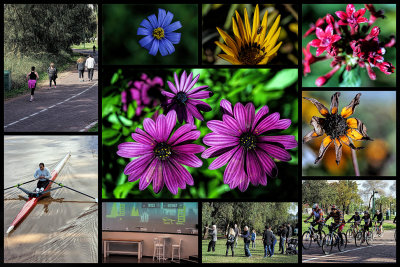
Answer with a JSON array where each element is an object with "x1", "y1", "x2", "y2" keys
[
  {"x1": 206, "y1": 223, "x2": 294, "y2": 258},
  {"x1": 25, "y1": 53, "x2": 96, "y2": 102}
]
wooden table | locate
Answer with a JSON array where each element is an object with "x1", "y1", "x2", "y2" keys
[{"x1": 103, "y1": 238, "x2": 143, "y2": 259}]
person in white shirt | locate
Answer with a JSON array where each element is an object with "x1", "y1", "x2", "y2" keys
[
  {"x1": 34, "y1": 163, "x2": 51, "y2": 192},
  {"x1": 85, "y1": 54, "x2": 96, "y2": 81}
]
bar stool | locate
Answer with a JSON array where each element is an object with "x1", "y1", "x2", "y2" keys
[
  {"x1": 153, "y1": 238, "x2": 165, "y2": 261},
  {"x1": 172, "y1": 239, "x2": 182, "y2": 261}
]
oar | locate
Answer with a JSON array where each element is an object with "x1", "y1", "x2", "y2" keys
[
  {"x1": 47, "y1": 180, "x2": 98, "y2": 203},
  {"x1": 4, "y1": 179, "x2": 36, "y2": 191}
]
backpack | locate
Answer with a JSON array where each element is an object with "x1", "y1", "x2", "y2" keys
[{"x1": 227, "y1": 234, "x2": 235, "y2": 244}]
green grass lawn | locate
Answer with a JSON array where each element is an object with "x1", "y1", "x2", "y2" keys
[
  {"x1": 301, "y1": 214, "x2": 396, "y2": 235},
  {"x1": 202, "y1": 239, "x2": 298, "y2": 263},
  {"x1": 71, "y1": 42, "x2": 98, "y2": 50}
]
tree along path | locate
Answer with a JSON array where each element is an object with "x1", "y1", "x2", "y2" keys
[
  {"x1": 4, "y1": 49, "x2": 98, "y2": 132},
  {"x1": 302, "y1": 229, "x2": 396, "y2": 263}
]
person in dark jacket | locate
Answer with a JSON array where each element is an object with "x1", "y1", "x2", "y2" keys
[
  {"x1": 279, "y1": 224, "x2": 287, "y2": 254},
  {"x1": 47, "y1": 63, "x2": 57, "y2": 89},
  {"x1": 226, "y1": 228, "x2": 235, "y2": 257},
  {"x1": 76, "y1": 57, "x2": 86, "y2": 82},
  {"x1": 240, "y1": 226, "x2": 252, "y2": 257},
  {"x1": 262, "y1": 225, "x2": 272, "y2": 258},
  {"x1": 26, "y1": 66, "x2": 39, "y2": 102},
  {"x1": 207, "y1": 225, "x2": 217, "y2": 252},
  {"x1": 270, "y1": 227, "x2": 277, "y2": 257},
  {"x1": 286, "y1": 223, "x2": 292, "y2": 249}
]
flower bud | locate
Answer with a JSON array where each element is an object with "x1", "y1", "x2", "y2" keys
[
  {"x1": 365, "y1": 26, "x2": 380, "y2": 41},
  {"x1": 365, "y1": 63, "x2": 376, "y2": 80}
]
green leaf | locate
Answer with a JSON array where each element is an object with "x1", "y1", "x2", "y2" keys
[
  {"x1": 265, "y1": 69, "x2": 298, "y2": 90},
  {"x1": 340, "y1": 67, "x2": 361, "y2": 87},
  {"x1": 111, "y1": 73, "x2": 119, "y2": 85},
  {"x1": 102, "y1": 128, "x2": 121, "y2": 146},
  {"x1": 118, "y1": 115, "x2": 133, "y2": 126},
  {"x1": 113, "y1": 181, "x2": 136, "y2": 198}
]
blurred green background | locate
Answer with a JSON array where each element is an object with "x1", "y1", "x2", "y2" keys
[
  {"x1": 302, "y1": 4, "x2": 396, "y2": 87},
  {"x1": 102, "y1": 68, "x2": 298, "y2": 199},
  {"x1": 102, "y1": 4, "x2": 198, "y2": 65},
  {"x1": 302, "y1": 91, "x2": 396, "y2": 176},
  {"x1": 202, "y1": 4, "x2": 298, "y2": 65}
]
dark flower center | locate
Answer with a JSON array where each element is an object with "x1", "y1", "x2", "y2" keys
[
  {"x1": 239, "y1": 133, "x2": 257, "y2": 150},
  {"x1": 154, "y1": 142, "x2": 171, "y2": 160},
  {"x1": 238, "y1": 44, "x2": 266, "y2": 65},
  {"x1": 152, "y1": 27, "x2": 165, "y2": 40},
  {"x1": 323, "y1": 114, "x2": 348, "y2": 139},
  {"x1": 175, "y1": 92, "x2": 188, "y2": 104}
]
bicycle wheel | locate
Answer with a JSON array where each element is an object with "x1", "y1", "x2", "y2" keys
[
  {"x1": 338, "y1": 233, "x2": 347, "y2": 251},
  {"x1": 346, "y1": 229, "x2": 353, "y2": 242},
  {"x1": 302, "y1": 231, "x2": 312, "y2": 249},
  {"x1": 355, "y1": 231, "x2": 362, "y2": 247},
  {"x1": 366, "y1": 231, "x2": 373, "y2": 245},
  {"x1": 322, "y1": 234, "x2": 334, "y2": 255},
  {"x1": 316, "y1": 230, "x2": 326, "y2": 247}
]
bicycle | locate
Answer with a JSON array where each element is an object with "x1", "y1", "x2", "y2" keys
[
  {"x1": 345, "y1": 222, "x2": 360, "y2": 243},
  {"x1": 322, "y1": 223, "x2": 347, "y2": 255},
  {"x1": 302, "y1": 221, "x2": 326, "y2": 249},
  {"x1": 372, "y1": 220, "x2": 384, "y2": 237},
  {"x1": 355, "y1": 224, "x2": 373, "y2": 246}
]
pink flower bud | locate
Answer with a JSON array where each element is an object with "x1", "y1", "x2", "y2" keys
[
  {"x1": 326, "y1": 14, "x2": 335, "y2": 25},
  {"x1": 365, "y1": 63, "x2": 376, "y2": 80},
  {"x1": 315, "y1": 76, "x2": 327, "y2": 87},
  {"x1": 365, "y1": 26, "x2": 380, "y2": 41},
  {"x1": 315, "y1": 65, "x2": 341, "y2": 87}
]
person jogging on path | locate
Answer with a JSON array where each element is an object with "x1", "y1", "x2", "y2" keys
[
  {"x1": 85, "y1": 54, "x2": 96, "y2": 82},
  {"x1": 26, "y1": 66, "x2": 39, "y2": 102},
  {"x1": 77, "y1": 57, "x2": 86, "y2": 82},
  {"x1": 93, "y1": 44, "x2": 96, "y2": 54},
  {"x1": 47, "y1": 63, "x2": 57, "y2": 89}
]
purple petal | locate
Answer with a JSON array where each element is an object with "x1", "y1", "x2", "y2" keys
[
  {"x1": 222, "y1": 114, "x2": 242, "y2": 135},
  {"x1": 182, "y1": 72, "x2": 193, "y2": 92},
  {"x1": 168, "y1": 124, "x2": 197, "y2": 144},
  {"x1": 167, "y1": 81, "x2": 178, "y2": 94},
  {"x1": 135, "y1": 128, "x2": 156, "y2": 143},
  {"x1": 173, "y1": 144, "x2": 205, "y2": 154},
  {"x1": 186, "y1": 108, "x2": 194, "y2": 124},
  {"x1": 237, "y1": 173, "x2": 249, "y2": 192},
  {"x1": 258, "y1": 135, "x2": 298, "y2": 149},
  {"x1": 207, "y1": 120, "x2": 239, "y2": 137},
  {"x1": 271, "y1": 119, "x2": 292, "y2": 131},
  {"x1": 245, "y1": 103, "x2": 255, "y2": 131},
  {"x1": 188, "y1": 91, "x2": 213, "y2": 99},
  {"x1": 246, "y1": 150, "x2": 263, "y2": 186},
  {"x1": 131, "y1": 132, "x2": 154, "y2": 145},
  {"x1": 156, "y1": 114, "x2": 168, "y2": 142},
  {"x1": 201, "y1": 145, "x2": 237, "y2": 159},
  {"x1": 186, "y1": 102, "x2": 204, "y2": 121},
  {"x1": 224, "y1": 147, "x2": 244, "y2": 185},
  {"x1": 138, "y1": 157, "x2": 158, "y2": 190},
  {"x1": 255, "y1": 148, "x2": 278, "y2": 177},
  {"x1": 220, "y1": 99, "x2": 233, "y2": 116},
  {"x1": 171, "y1": 130, "x2": 200, "y2": 146},
  {"x1": 180, "y1": 71, "x2": 187, "y2": 92},
  {"x1": 252, "y1": 106, "x2": 269, "y2": 131},
  {"x1": 152, "y1": 161, "x2": 164, "y2": 193},
  {"x1": 174, "y1": 72, "x2": 180, "y2": 91},
  {"x1": 233, "y1": 102, "x2": 247, "y2": 133},
  {"x1": 187, "y1": 85, "x2": 209, "y2": 95},
  {"x1": 189, "y1": 99, "x2": 212, "y2": 112},
  {"x1": 143, "y1": 118, "x2": 159, "y2": 141},
  {"x1": 185, "y1": 74, "x2": 200, "y2": 92},
  {"x1": 254, "y1": 112, "x2": 280, "y2": 135},
  {"x1": 164, "y1": 110, "x2": 177, "y2": 139},
  {"x1": 124, "y1": 154, "x2": 153, "y2": 176},
  {"x1": 170, "y1": 158, "x2": 194, "y2": 186},
  {"x1": 162, "y1": 160, "x2": 179, "y2": 195},
  {"x1": 258, "y1": 173, "x2": 267, "y2": 186},
  {"x1": 117, "y1": 142, "x2": 154, "y2": 158},
  {"x1": 172, "y1": 152, "x2": 203, "y2": 168},
  {"x1": 209, "y1": 146, "x2": 239, "y2": 170},
  {"x1": 203, "y1": 133, "x2": 239, "y2": 147},
  {"x1": 161, "y1": 90, "x2": 176, "y2": 98},
  {"x1": 258, "y1": 143, "x2": 292, "y2": 162}
]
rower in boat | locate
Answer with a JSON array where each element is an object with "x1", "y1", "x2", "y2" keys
[{"x1": 34, "y1": 163, "x2": 51, "y2": 193}]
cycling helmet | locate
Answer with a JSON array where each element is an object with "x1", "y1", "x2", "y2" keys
[
  {"x1": 331, "y1": 205, "x2": 337, "y2": 209},
  {"x1": 355, "y1": 211, "x2": 359, "y2": 214},
  {"x1": 364, "y1": 211, "x2": 369, "y2": 214},
  {"x1": 313, "y1": 203, "x2": 319, "y2": 209}
]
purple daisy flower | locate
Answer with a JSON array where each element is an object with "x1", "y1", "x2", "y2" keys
[
  {"x1": 137, "y1": 8, "x2": 182, "y2": 56},
  {"x1": 202, "y1": 99, "x2": 297, "y2": 192},
  {"x1": 117, "y1": 110, "x2": 204, "y2": 195},
  {"x1": 161, "y1": 71, "x2": 213, "y2": 124}
]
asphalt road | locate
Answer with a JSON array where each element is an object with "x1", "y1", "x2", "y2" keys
[
  {"x1": 302, "y1": 229, "x2": 396, "y2": 263},
  {"x1": 4, "y1": 49, "x2": 98, "y2": 132}
]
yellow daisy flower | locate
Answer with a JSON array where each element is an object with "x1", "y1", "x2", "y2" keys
[{"x1": 215, "y1": 4, "x2": 282, "y2": 65}]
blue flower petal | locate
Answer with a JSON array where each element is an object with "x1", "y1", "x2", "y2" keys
[
  {"x1": 162, "y1": 11, "x2": 174, "y2": 28},
  {"x1": 165, "y1": 32, "x2": 181, "y2": 44},
  {"x1": 138, "y1": 35, "x2": 154, "y2": 48},
  {"x1": 147, "y1": 14, "x2": 158, "y2": 29},
  {"x1": 137, "y1": 27, "x2": 151, "y2": 36},
  {"x1": 144, "y1": 41, "x2": 153, "y2": 51},
  {"x1": 149, "y1": 39, "x2": 160, "y2": 56},
  {"x1": 158, "y1": 39, "x2": 169, "y2": 56},
  {"x1": 158, "y1": 9, "x2": 166, "y2": 28},
  {"x1": 161, "y1": 38, "x2": 175, "y2": 55},
  {"x1": 164, "y1": 21, "x2": 182, "y2": 33},
  {"x1": 139, "y1": 19, "x2": 153, "y2": 30}
]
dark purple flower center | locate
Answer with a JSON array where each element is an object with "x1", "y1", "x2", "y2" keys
[
  {"x1": 239, "y1": 133, "x2": 257, "y2": 150},
  {"x1": 323, "y1": 114, "x2": 347, "y2": 139},
  {"x1": 175, "y1": 92, "x2": 188, "y2": 104},
  {"x1": 154, "y1": 142, "x2": 172, "y2": 160}
]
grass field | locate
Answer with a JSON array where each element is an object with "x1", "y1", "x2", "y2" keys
[
  {"x1": 202, "y1": 238, "x2": 298, "y2": 263},
  {"x1": 71, "y1": 42, "x2": 98, "y2": 50},
  {"x1": 301, "y1": 214, "x2": 396, "y2": 234}
]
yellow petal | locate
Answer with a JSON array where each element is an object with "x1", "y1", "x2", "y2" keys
[
  {"x1": 216, "y1": 27, "x2": 239, "y2": 54},
  {"x1": 215, "y1": 41, "x2": 237, "y2": 57},
  {"x1": 264, "y1": 27, "x2": 281, "y2": 52},
  {"x1": 346, "y1": 118, "x2": 358, "y2": 129},
  {"x1": 235, "y1": 10, "x2": 247, "y2": 43},
  {"x1": 251, "y1": 4, "x2": 260, "y2": 44},
  {"x1": 340, "y1": 135, "x2": 351, "y2": 146},
  {"x1": 341, "y1": 106, "x2": 353, "y2": 118},
  {"x1": 257, "y1": 9, "x2": 268, "y2": 44},
  {"x1": 323, "y1": 136, "x2": 332, "y2": 147},
  {"x1": 244, "y1": 8, "x2": 252, "y2": 43},
  {"x1": 265, "y1": 14, "x2": 281, "y2": 44},
  {"x1": 266, "y1": 41, "x2": 282, "y2": 57},
  {"x1": 347, "y1": 129, "x2": 363, "y2": 140},
  {"x1": 218, "y1": 54, "x2": 242, "y2": 65},
  {"x1": 232, "y1": 18, "x2": 243, "y2": 49},
  {"x1": 258, "y1": 56, "x2": 270, "y2": 65}
]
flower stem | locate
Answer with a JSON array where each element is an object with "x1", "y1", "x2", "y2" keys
[{"x1": 351, "y1": 149, "x2": 360, "y2": 176}]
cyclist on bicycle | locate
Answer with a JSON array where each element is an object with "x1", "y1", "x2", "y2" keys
[
  {"x1": 324, "y1": 205, "x2": 345, "y2": 245},
  {"x1": 304, "y1": 203, "x2": 325, "y2": 235},
  {"x1": 372, "y1": 210, "x2": 384, "y2": 234},
  {"x1": 347, "y1": 211, "x2": 361, "y2": 232},
  {"x1": 361, "y1": 210, "x2": 372, "y2": 240}
]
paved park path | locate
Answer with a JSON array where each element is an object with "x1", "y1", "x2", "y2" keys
[{"x1": 4, "y1": 49, "x2": 98, "y2": 132}]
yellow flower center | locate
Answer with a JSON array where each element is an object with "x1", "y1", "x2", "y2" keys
[
  {"x1": 152, "y1": 27, "x2": 165, "y2": 40},
  {"x1": 238, "y1": 44, "x2": 266, "y2": 65}
]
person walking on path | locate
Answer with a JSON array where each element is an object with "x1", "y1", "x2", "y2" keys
[
  {"x1": 85, "y1": 54, "x2": 96, "y2": 81},
  {"x1": 26, "y1": 66, "x2": 39, "y2": 102},
  {"x1": 240, "y1": 226, "x2": 252, "y2": 257},
  {"x1": 93, "y1": 44, "x2": 96, "y2": 54},
  {"x1": 47, "y1": 63, "x2": 57, "y2": 89},
  {"x1": 77, "y1": 57, "x2": 86, "y2": 82},
  {"x1": 207, "y1": 225, "x2": 217, "y2": 252},
  {"x1": 226, "y1": 228, "x2": 235, "y2": 257}
]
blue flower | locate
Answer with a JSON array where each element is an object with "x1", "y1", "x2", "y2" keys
[{"x1": 137, "y1": 8, "x2": 182, "y2": 56}]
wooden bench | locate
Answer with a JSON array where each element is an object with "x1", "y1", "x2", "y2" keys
[{"x1": 103, "y1": 238, "x2": 144, "y2": 259}]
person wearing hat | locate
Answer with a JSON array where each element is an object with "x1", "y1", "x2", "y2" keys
[{"x1": 324, "y1": 205, "x2": 345, "y2": 246}]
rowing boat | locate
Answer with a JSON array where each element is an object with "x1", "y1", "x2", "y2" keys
[{"x1": 6, "y1": 153, "x2": 71, "y2": 234}]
